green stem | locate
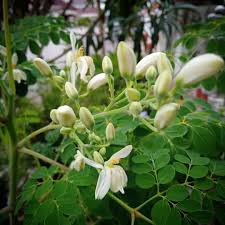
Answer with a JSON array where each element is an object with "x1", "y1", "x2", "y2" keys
[
  {"x1": 94, "y1": 105, "x2": 128, "y2": 119},
  {"x1": 3, "y1": 0, "x2": 17, "y2": 224},
  {"x1": 18, "y1": 147, "x2": 69, "y2": 172},
  {"x1": 17, "y1": 124, "x2": 61, "y2": 148},
  {"x1": 138, "y1": 117, "x2": 157, "y2": 132}
]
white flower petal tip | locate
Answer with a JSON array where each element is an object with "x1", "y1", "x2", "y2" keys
[
  {"x1": 135, "y1": 52, "x2": 164, "y2": 78},
  {"x1": 109, "y1": 145, "x2": 133, "y2": 161},
  {"x1": 175, "y1": 54, "x2": 224, "y2": 86}
]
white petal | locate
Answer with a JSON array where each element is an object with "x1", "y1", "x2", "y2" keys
[
  {"x1": 87, "y1": 73, "x2": 107, "y2": 91},
  {"x1": 70, "y1": 62, "x2": 77, "y2": 86},
  {"x1": 110, "y1": 165, "x2": 128, "y2": 193},
  {"x1": 76, "y1": 151, "x2": 103, "y2": 169},
  {"x1": 109, "y1": 145, "x2": 132, "y2": 161},
  {"x1": 95, "y1": 167, "x2": 111, "y2": 199},
  {"x1": 77, "y1": 57, "x2": 88, "y2": 82},
  {"x1": 70, "y1": 31, "x2": 76, "y2": 53}
]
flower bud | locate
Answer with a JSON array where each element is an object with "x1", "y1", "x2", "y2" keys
[
  {"x1": 79, "y1": 107, "x2": 95, "y2": 129},
  {"x1": 33, "y1": 58, "x2": 53, "y2": 77},
  {"x1": 65, "y1": 82, "x2": 78, "y2": 99},
  {"x1": 102, "y1": 56, "x2": 113, "y2": 75},
  {"x1": 70, "y1": 155, "x2": 85, "y2": 171},
  {"x1": 59, "y1": 70, "x2": 66, "y2": 78},
  {"x1": 175, "y1": 54, "x2": 224, "y2": 86},
  {"x1": 53, "y1": 76, "x2": 64, "y2": 85},
  {"x1": 87, "y1": 73, "x2": 108, "y2": 91},
  {"x1": 125, "y1": 88, "x2": 141, "y2": 102},
  {"x1": 12, "y1": 53, "x2": 18, "y2": 68},
  {"x1": 106, "y1": 122, "x2": 116, "y2": 141},
  {"x1": 60, "y1": 127, "x2": 72, "y2": 135},
  {"x1": 50, "y1": 109, "x2": 59, "y2": 123},
  {"x1": 89, "y1": 133, "x2": 101, "y2": 143},
  {"x1": 117, "y1": 42, "x2": 136, "y2": 78},
  {"x1": 135, "y1": 52, "x2": 163, "y2": 78},
  {"x1": 74, "y1": 121, "x2": 86, "y2": 133},
  {"x1": 157, "y1": 53, "x2": 173, "y2": 74},
  {"x1": 93, "y1": 151, "x2": 104, "y2": 164},
  {"x1": 154, "y1": 103, "x2": 179, "y2": 130},
  {"x1": 145, "y1": 66, "x2": 157, "y2": 82},
  {"x1": 154, "y1": 70, "x2": 172, "y2": 98},
  {"x1": 56, "y1": 105, "x2": 76, "y2": 127},
  {"x1": 99, "y1": 147, "x2": 106, "y2": 155},
  {"x1": 129, "y1": 101, "x2": 142, "y2": 117}
]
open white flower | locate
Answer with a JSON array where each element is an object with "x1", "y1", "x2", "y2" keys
[{"x1": 72, "y1": 145, "x2": 132, "y2": 199}]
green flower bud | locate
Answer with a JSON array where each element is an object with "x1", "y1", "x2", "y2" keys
[
  {"x1": 154, "y1": 103, "x2": 179, "y2": 130},
  {"x1": 106, "y1": 122, "x2": 116, "y2": 141},
  {"x1": 33, "y1": 58, "x2": 53, "y2": 77},
  {"x1": 93, "y1": 151, "x2": 104, "y2": 164},
  {"x1": 145, "y1": 66, "x2": 157, "y2": 82},
  {"x1": 79, "y1": 107, "x2": 95, "y2": 129},
  {"x1": 59, "y1": 70, "x2": 66, "y2": 78},
  {"x1": 125, "y1": 88, "x2": 141, "y2": 102},
  {"x1": 65, "y1": 82, "x2": 78, "y2": 99},
  {"x1": 175, "y1": 54, "x2": 224, "y2": 86},
  {"x1": 60, "y1": 127, "x2": 72, "y2": 135},
  {"x1": 129, "y1": 101, "x2": 142, "y2": 117},
  {"x1": 99, "y1": 147, "x2": 106, "y2": 155},
  {"x1": 157, "y1": 53, "x2": 173, "y2": 74},
  {"x1": 56, "y1": 105, "x2": 76, "y2": 127},
  {"x1": 154, "y1": 70, "x2": 172, "y2": 98},
  {"x1": 102, "y1": 56, "x2": 113, "y2": 75},
  {"x1": 74, "y1": 121, "x2": 86, "y2": 133},
  {"x1": 88, "y1": 132, "x2": 101, "y2": 143},
  {"x1": 50, "y1": 109, "x2": 59, "y2": 123},
  {"x1": 117, "y1": 42, "x2": 136, "y2": 78},
  {"x1": 53, "y1": 76, "x2": 64, "y2": 85}
]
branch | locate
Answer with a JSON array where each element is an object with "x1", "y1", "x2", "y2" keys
[{"x1": 18, "y1": 147, "x2": 69, "y2": 172}]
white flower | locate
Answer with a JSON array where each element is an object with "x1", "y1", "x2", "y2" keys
[
  {"x1": 175, "y1": 54, "x2": 224, "y2": 85},
  {"x1": 75, "y1": 145, "x2": 132, "y2": 199},
  {"x1": 4, "y1": 69, "x2": 27, "y2": 83},
  {"x1": 70, "y1": 151, "x2": 85, "y2": 171},
  {"x1": 77, "y1": 56, "x2": 95, "y2": 83}
]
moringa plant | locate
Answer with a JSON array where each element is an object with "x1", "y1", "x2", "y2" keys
[{"x1": 1, "y1": 2, "x2": 225, "y2": 225}]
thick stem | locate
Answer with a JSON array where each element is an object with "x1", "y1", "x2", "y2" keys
[
  {"x1": 3, "y1": 0, "x2": 17, "y2": 224},
  {"x1": 18, "y1": 147, "x2": 69, "y2": 172},
  {"x1": 17, "y1": 124, "x2": 61, "y2": 148}
]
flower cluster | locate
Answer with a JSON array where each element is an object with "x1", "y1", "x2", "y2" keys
[{"x1": 32, "y1": 31, "x2": 224, "y2": 200}]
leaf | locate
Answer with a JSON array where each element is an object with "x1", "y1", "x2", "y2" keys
[
  {"x1": 50, "y1": 31, "x2": 60, "y2": 44},
  {"x1": 165, "y1": 124, "x2": 188, "y2": 138},
  {"x1": 189, "y1": 166, "x2": 208, "y2": 178},
  {"x1": 189, "y1": 211, "x2": 213, "y2": 224},
  {"x1": 210, "y1": 160, "x2": 225, "y2": 176},
  {"x1": 194, "y1": 178, "x2": 214, "y2": 190},
  {"x1": 35, "y1": 179, "x2": 53, "y2": 200},
  {"x1": 45, "y1": 129, "x2": 60, "y2": 144},
  {"x1": 166, "y1": 208, "x2": 181, "y2": 225},
  {"x1": 177, "y1": 199, "x2": 201, "y2": 212},
  {"x1": 191, "y1": 126, "x2": 217, "y2": 156},
  {"x1": 39, "y1": 32, "x2": 49, "y2": 45},
  {"x1": 216, "y1": 180, "x2": 225, "y2": 198},
  {"x1": 167, "y1": 185, "x2": 189, "y2": 202},
  {"x1": 35, "y1": 200, "x2": 55, "y2": 222},
  {"x1": 173, "y1": 162, "x2": 188, "y2": 174},
  {"x1": 131, "y1": 164, "x2": 152, "y2": 174},
  {"x1": 151, "y1": 199, "x2": 171, "y2": 225},
  {"x1": 132, "y1": 155, "x2": 149, "y2": 163},
  {"x1": 158, "y1": 165, "x2": 175, "y2": 184},
  {"x1": 52, "y1": 180, "x2": 68, "y2": 198},
  {"x1": 135, "y1": 173, "x2": 155, "y2": 189},
  {"x1": 185, "y1": 151, "x2": 210, "y2": 165},
  {"x1": 31, "y1": 167, "x2": 49, "y2": 179},
  {"x1": 29, "y1": 40, "x2": 41, "y2": 55},
  {"x1": 155, "y1": 153, "x2": 170, "y2": 170},
  {"x1": 174, "y1": 154, "x2": 190, "y2": 164}
]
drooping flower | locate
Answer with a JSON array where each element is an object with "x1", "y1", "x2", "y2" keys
[
  {"x1": 71, "y1": 145, "x2": 132, "y2": 199},
  {"x1": 87, "y1": 73, "x2": 108, "y2": 91},
  {"x1": 70, "y1": 151, "x2": 85, "y2": 171}
]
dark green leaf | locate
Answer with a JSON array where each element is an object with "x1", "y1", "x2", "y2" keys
[
  {"x1": 135, "y1": 173, "x2": 155, "y2": 189},
  {"x1": 131, "y1": 164, "x2": 152, "y2": 174},
  {"x1": 189, "y1": 166, "x2": 208, "y2": 178},
  {"x1": 174, "y1": 154, "x2": 190, "y2": 164},
  {"x1": 166, "y1": 208, "x2": 181, "y2": 225},
  {"x1": 32, "y1": 167, "x2": 49, "y2": 179},
  {"x1": 167, "y1": 185, "x2": 189, "y2": 202},
  {"x1": 155, "y1": 153, "x2": 170, "y2": 170},
  {"x1": 29, "y1": 40, "x2": 41, "y2": 55},
  {"x1": 173, "y1": 162, "x2": 188, "y2": 174},
  {"x1": 194, "y1": 178, "x2": 214, "y2": 190},
  {"x1": 177, "y1": 199, "x2": 201, "y2": 212},
  {"x1": 189, "y1": 211, "x2": 213, "y2": 224},
  {"x1": 158, "y1": 165, "x2": 175, "y2": 184},
  {"x1": 165, "y1": 124, "x2": 188, "y2": 138}
]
